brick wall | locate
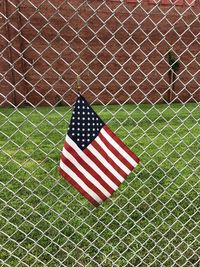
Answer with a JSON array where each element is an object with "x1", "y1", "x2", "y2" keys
[
  {"x1": 0, "y1": 0, "x2": 14, "y2": 106},
  {"x1": 1, "y1": 0, "x2": 199, "y2": 106}
]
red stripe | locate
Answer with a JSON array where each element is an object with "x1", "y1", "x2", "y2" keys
[
  {"x1": 98, "y1": 131, "x2": 134, "y2": 171},
  {"x1": 63, "y1": 141, "x2": 114, "y2": 194},
  {"x1": 103, "y1": 125, "x2": 140, "y2": 164},
  {"x1": 61, "y1": 154, "x2": 107, "y2": 201},
  {"x1": 84, "y1": 148, "x2": 121, "y2": 187},
  {"x1": 91, "y1": 140, "x2": 128, "y2": 178},
  {"x1": 59, "y1": 167, "x2": 99, "y2": 207}
]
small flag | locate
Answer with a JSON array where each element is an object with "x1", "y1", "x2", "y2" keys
[{"x1": 59, "y1": 94, "x2": 140, "y2": 206}]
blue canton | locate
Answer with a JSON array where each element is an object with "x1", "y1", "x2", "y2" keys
[{"x1": 68, "y1": 95, "x2": 105, "y2": 150}]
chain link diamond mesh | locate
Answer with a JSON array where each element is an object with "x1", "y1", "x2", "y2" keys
[{"x1": 0, "y1": 0, "x2": 199, "y2": 266}]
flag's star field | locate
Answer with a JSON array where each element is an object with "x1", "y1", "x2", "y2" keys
[{"x1": 68, "y1": 95, "x2": 104, "y2": 150}]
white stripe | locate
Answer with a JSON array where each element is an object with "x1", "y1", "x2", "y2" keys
[
  {"x1": 62, "y1": 146, "x2": 111, "y2": 198},
  {"x1": 101, "y1": 128, "x2": 138, "y2": 167},
  {"x1": 60, "y1": 160, "x2": 102, "y2": 204},
  {"x1": 87, "y1": 145, "x2": 125, "y2": 183},
  {"x1": 65, "y1": 136, "x2": 118, "y2": 191},
  {"x1": 95, "y1": 136, "x2": 130, "y2": 175}
]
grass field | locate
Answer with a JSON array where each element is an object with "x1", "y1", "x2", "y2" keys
[{"x1": 0, "y1": 103, "x2": 199, "y2": 267}]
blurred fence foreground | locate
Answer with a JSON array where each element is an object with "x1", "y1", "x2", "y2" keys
[{"x1": 0, "y1": 0, "x2": 199, "y2": 267}]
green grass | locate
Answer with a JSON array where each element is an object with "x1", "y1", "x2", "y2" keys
[{"x1": 0, "y1": 103, "x2": 199, "y2": 267}]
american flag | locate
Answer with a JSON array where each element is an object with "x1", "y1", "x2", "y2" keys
[{"x1": 59, "y1": 94, "x2": 140, "y2": 206}]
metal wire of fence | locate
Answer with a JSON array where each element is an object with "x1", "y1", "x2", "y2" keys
[{"x1": 0, "y1": 0, "x2": 199, "y2": 266}]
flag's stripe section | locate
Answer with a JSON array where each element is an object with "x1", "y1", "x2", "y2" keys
[
  {"x1": 59, "y1": 167, "x2": 99, "y2": 207},
  {"x1": 102, "y1": 125, "x2": 140, "y2": 166},
  {"x1": 95, "y1": 135, "x2": 130, "y2": 175},
  {"x1": 65, "y1": 136, "x2": 118, "y2": 191},
  {"x1": 59, "y1": 161, "x2": 102, "y2": 205},
  {"x1": 84, "y1": 149, "x2": 122, "y2": 187},
  {"x1": 91, "y1": 139, "x2": 128, "y2": 179},
  {"x1": 61, "y1": 154, "x2": 108, "y2": 201},
  {"x1": 64, "y1": 139, "x2": 117, "y2": 193},
  {"x1": 98, "y1": 131, "x2": 134, "y2": 171},
  {"x1": 62, "y1": 145, "x2": 111, "y2": 198},
  {"x1": 87, "y1": 145, "x2": 125, "y2": 183},
  {"x1": 63, "y1": 143, "x2": 114, "y2": 195}
]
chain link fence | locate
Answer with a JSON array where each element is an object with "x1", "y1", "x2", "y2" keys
[{"x1": 0, "y1": 0, "x2": 199, "y2": 266}]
